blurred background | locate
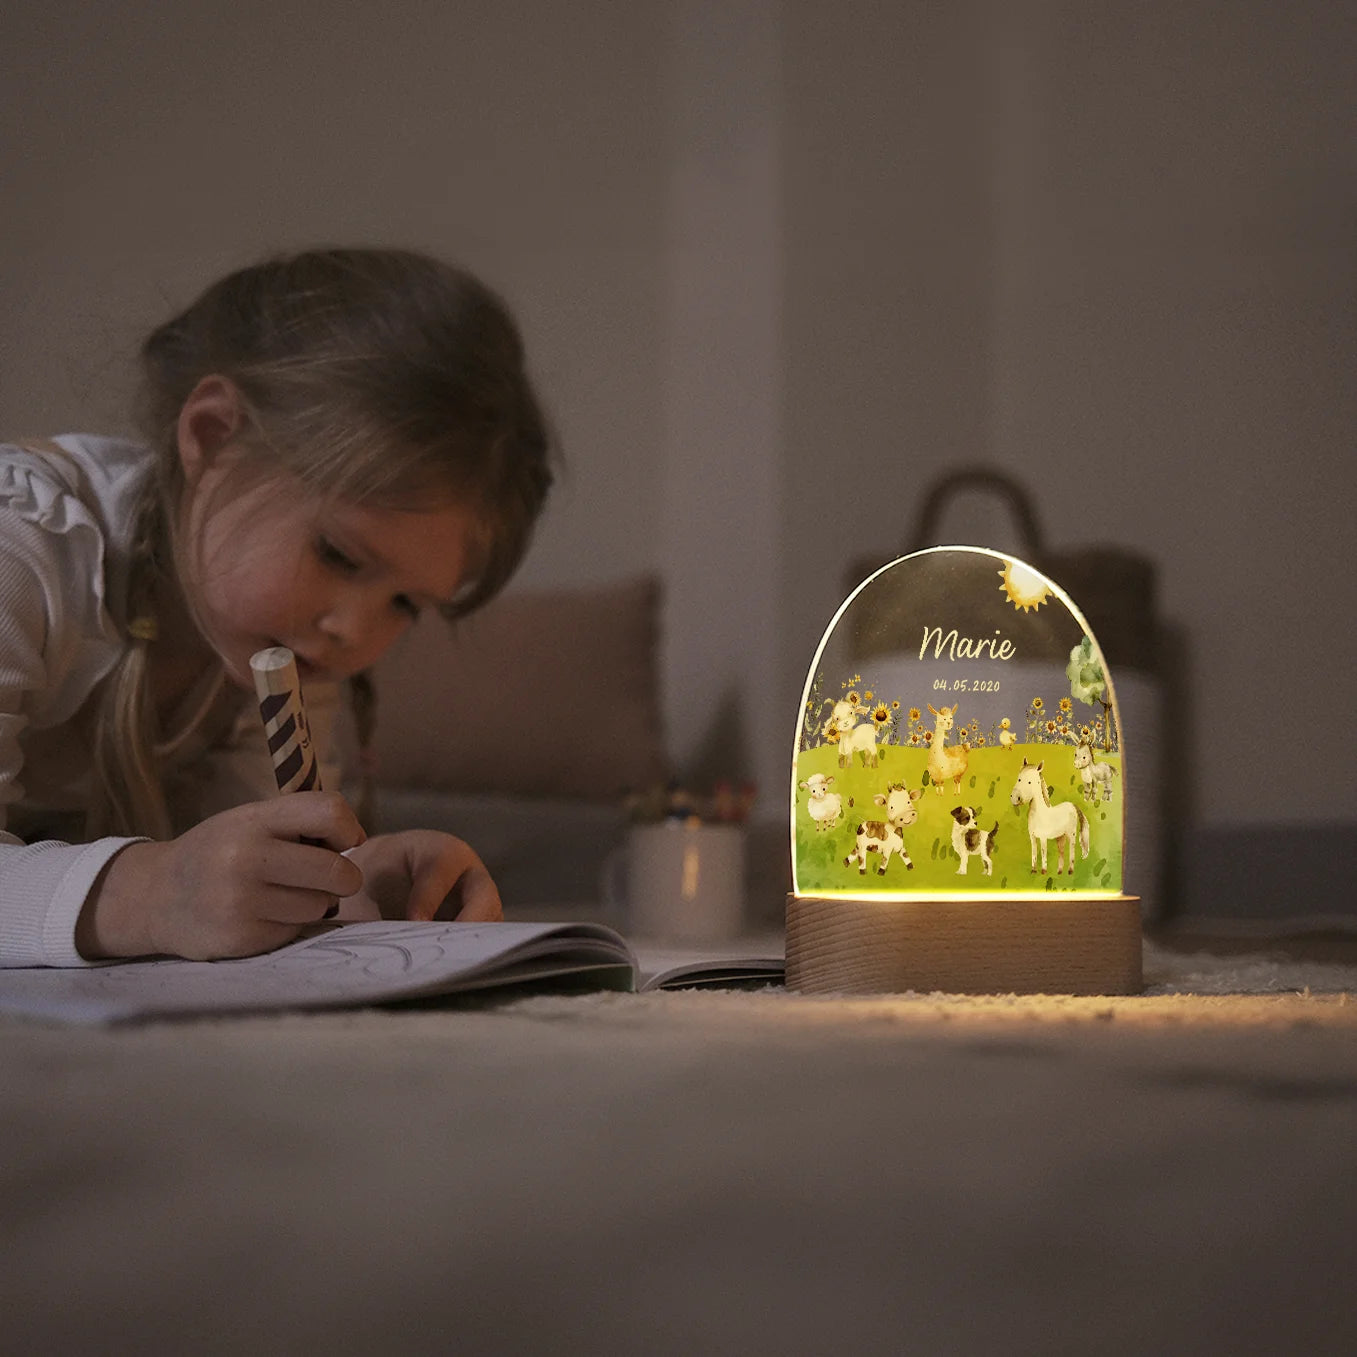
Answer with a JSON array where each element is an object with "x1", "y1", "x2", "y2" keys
[{"x1": 2, "y1": 0, "x2": 1353, "y2": 920}]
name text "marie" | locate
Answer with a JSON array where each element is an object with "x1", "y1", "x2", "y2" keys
[{"x1": 919, "y1": 627, "x2": 1016, "y2": 661}]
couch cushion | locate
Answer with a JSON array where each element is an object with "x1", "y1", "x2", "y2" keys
[{"x1": 363, "y1": 575, "x2": 667, "y2": 803}]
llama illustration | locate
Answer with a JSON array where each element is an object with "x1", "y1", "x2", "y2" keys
[
  {"x1": 1009, "y1": 758, "x2": 1090, "y2": 876},
  {"x1": 926, "y1": 703, "x2": 968, "y2": 795}
]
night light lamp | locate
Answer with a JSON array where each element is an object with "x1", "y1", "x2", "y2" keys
[{"x1": 786, "y1": 546, "x2": 1142, "y2": 995}]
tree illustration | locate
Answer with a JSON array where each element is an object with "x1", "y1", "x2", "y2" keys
[{"x1": 1066, "y1": 637, "x2": 1116, "y2": 751}]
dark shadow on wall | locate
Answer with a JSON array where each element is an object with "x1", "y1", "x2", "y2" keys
[
  {"x1": 1155, "y1": 618, "x2": 1194, "y2": 920},
  {"x1": 1180, "y1": 824, "x2": 1357, "y2": 923},
  {"x1": 679, "y1": 687, "x2": 752, "y2": 794}
]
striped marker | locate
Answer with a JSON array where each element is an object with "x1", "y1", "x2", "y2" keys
[
  {"x1": 250, "y1": 646, "x2": 322, "y2": 793},
  {"x1": 250, "y1": 647, "x2": 333, "y2": 914}
]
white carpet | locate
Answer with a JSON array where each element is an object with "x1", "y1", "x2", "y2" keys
[{"x1": 2, "y1": 940, "x2": 1353, "y2": 1356}]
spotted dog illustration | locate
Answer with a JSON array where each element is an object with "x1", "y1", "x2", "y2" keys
[{"x1": 949, "y1": 805, "x2": 998, "y2": 876}]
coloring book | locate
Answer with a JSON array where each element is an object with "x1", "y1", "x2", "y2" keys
[{"x1": 0, "y1": 920, "x2": 784, "y2": 1025}]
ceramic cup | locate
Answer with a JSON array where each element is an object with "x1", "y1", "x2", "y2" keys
[{"x1": 606, "y1": 821, "x2": 746, "y2": 944}]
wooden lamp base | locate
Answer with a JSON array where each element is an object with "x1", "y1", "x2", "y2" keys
[{"x1": 785, "y1": 894, "x2": 1143, "y2": 996}]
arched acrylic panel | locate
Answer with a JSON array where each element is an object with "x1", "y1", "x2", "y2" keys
[{"x1": 791, "y1": 546, "x2": 1125, "y2": 899}]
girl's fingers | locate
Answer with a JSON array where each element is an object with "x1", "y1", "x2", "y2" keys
[
  {"x1": 257, "y1": 790, "x2": 366, "y2": 853},
  {"x1": 255, "y1": 886, "x2": 345, "y2": 926},
  {"x1": 256, "y1": 838, "x2": 364, "y2": 898},
  {"x1": 406, "y1": 860, "x2": 502, "y2": 922},
  {"x1": 396, "y1": 836, "x2": 503, "y2": 923},
  {"x1": 444, "y1": 863, "x2": 502, "y2": 922},
  {"x1": 333, "y1": 830, "x2": 504, "y2": 923},
  {"x1": 252, "y1": 793, "x2": 366, "y2": 906}
]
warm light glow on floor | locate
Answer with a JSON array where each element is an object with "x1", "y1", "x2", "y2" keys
[{"x1": 625, "y1": 989, "x2": 1357, "y2": 1031}]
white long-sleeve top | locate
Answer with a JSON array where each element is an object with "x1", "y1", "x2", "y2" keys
[{"x1": 0, "y1": 436, "x2": 335, "y2": 967}]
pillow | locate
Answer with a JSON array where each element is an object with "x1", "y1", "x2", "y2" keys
[{"x1": 363, "y1": 575, "x2": 668, "y2": 803}]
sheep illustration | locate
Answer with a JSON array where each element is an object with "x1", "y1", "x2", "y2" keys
[{"x1": 799, "y1": 772, "x2": 848, "y2": 830}]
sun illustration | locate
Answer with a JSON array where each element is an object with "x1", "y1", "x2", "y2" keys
[{"x1": 998, "y1": 560, "x2": 1051, "y2": 613}]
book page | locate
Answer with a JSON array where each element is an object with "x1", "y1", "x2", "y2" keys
[
  {"x1": 0, "y1": 920, "x2": 635, "y2": 1025},
  {"x1": 633, "y1": 935, "x2": 785, "y2": 991}
]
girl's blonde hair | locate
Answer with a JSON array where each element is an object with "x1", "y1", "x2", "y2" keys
[{"x1": 88, "y1": 247, "x2": 554, "y2": 839}]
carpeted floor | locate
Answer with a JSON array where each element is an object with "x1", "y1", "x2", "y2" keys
[{"x1": 2, "y1": 937, "x2": 1353, "y2": 1356}]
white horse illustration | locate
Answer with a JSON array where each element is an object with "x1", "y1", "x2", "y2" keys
[{"x1": 1009, "y1": 758, "x2": 1090, "y2": 876}]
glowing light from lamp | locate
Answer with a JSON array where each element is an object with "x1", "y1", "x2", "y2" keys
[{"x1": 790, "y1": 546, "x2": 1125, "y2": 903}]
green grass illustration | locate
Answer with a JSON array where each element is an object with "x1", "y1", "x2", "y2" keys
[{"x1": 794, "y1": 743, "x2": 1123, "y2": 895}]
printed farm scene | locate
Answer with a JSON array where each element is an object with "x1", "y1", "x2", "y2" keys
[{"x1": 791, "y1": 548, "x2": 1124, "y2": 898}]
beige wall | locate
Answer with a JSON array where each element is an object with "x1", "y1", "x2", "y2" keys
[
  {"x1": 0, "y1": 1, "x2": 672, "y2": 580},
  {"x1": 2, "y1": 1, "x2": 1353, "y2": 843},
  {"x1": 780, "y1": 0, "x2": 1356, "y2": 834}
]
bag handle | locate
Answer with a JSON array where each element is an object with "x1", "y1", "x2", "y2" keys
[{"x1": 905, "y1": 466, "x2": 1046, "y2": 560}]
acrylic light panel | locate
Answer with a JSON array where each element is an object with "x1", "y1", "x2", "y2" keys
[{"x1": 791, "y1": 546, "x2": 1126, "y2": 900}]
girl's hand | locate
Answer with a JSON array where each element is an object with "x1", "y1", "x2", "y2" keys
[
  {"x1": 77, "y1": 793, "x2": 366, "y2": 961},
  {"x1": 337, "y1": 830, "x2": 502, "y2": 924}
]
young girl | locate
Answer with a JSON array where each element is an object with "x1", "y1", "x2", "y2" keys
[{"x1": 0, "y1": 247, "x2": 553, "y2": 967}]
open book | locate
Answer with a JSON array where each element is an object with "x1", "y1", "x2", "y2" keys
[{"x1": 0, "y1": 920, "x2": 785, "y2": 1025}]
